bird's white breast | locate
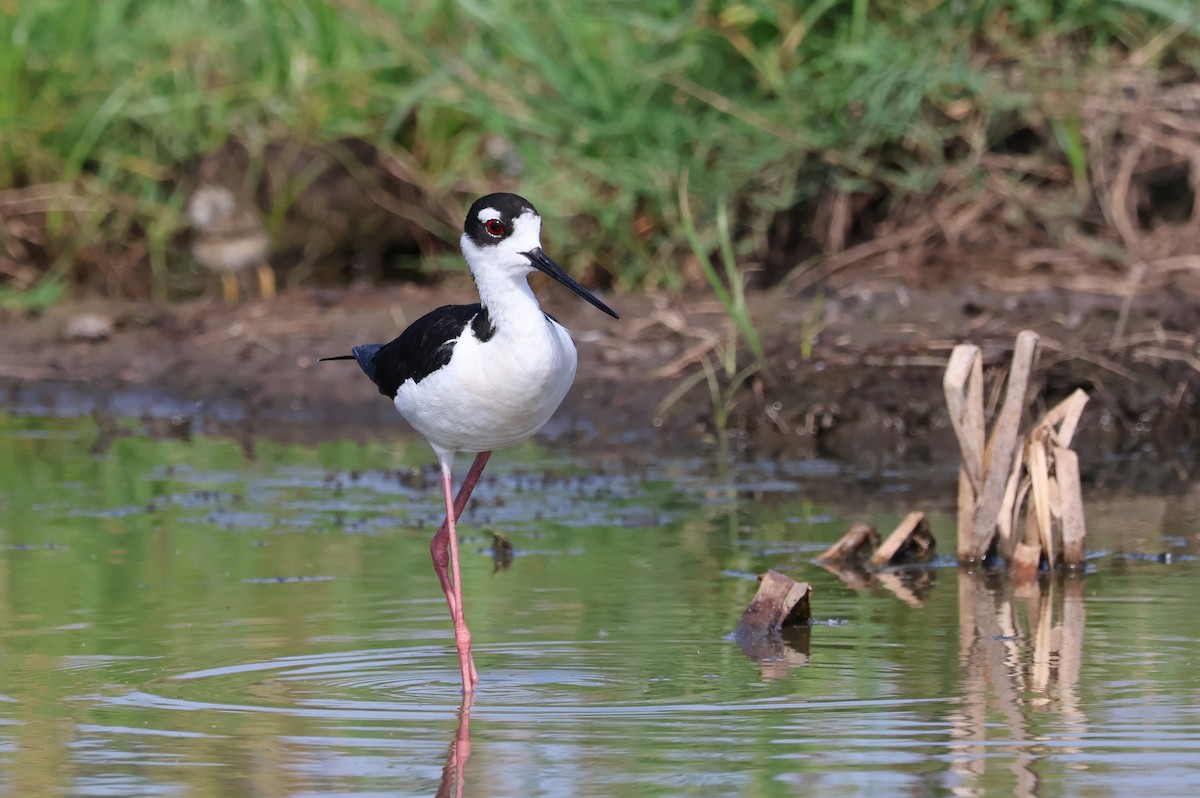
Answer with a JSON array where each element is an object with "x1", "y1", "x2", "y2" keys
[
  {"x1": 192, "y1": 231, "x2": 270, "y2": 273},
  {"x1": 393, "y1": 316, "x2": 578, "y2": 455}
]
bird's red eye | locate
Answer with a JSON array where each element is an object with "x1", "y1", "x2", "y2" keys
[{"x1": 484, "y1": 219, "x2": 506, "y2": 237}]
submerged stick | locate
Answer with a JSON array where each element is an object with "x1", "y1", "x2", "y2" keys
[
  {"x1": 869, "y1": 511, "x2": 936, "y2": 569},
  {"x1": 816, "y1": 522, "x2": 880, "y2": 565},
  {"x1": 734, "y1": 571, "x2": 812, "y2": 641}
]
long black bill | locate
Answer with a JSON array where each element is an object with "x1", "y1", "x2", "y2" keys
[
  {"x1": 524, "y1": 248, "x2": 619, "y2": 320},
  {"x1": 317, "y1": 344, "x2": 384, "y2": 385}
]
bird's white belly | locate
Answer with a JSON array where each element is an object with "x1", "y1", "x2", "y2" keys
[
  {"x1": 193, "y1": 232, "x2": 270, "y2": 273},
  {"x1": 394, "y1": 321, "x2": 578, "y2": 455}
]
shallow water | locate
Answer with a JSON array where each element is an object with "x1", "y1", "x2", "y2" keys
[{"x1": 1, "y1": 410, "x2": 1199, "y2": 797}]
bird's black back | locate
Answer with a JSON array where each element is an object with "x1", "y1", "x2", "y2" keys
[{"x1": 357, "y1": 304, "x2": 496, "y2": 398}]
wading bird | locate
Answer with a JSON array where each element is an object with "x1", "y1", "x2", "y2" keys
[
  {"x1": 321, "y1": 193, "x2": 618, "y2": 694},
  {"x1": 186, "y1": 184, "x2": 275, "y2": 304}
]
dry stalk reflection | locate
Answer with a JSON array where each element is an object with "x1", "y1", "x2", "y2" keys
[{"x1": 950, "y1": 573, "x2": 1087, "y2": 798}]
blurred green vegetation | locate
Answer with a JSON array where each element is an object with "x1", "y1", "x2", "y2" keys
[{"x1": 1, "y1": 0, "x2": 1197, "y2": 301}]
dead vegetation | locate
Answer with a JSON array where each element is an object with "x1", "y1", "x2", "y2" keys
[
  {"x1": 816, "y1": 513, "x2": 937, "y2": 571},
  {"x1": 628, "y1": 65, "x2": 1200, "y2": 466},
  {"x1": 945, "y1": 331, "x2": 1089, "y2": 572},
  {"x1": 738, "y1": 331, "x2": 1095, "y2": 634},
  {"x1": 780, "y1": 65, "x2": 1200, "y2": 313},
  {"x1": 808, "y1": 513, "x2": 939, "y2": 607}
]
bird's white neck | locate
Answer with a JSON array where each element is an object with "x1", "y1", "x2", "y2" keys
[
  {"x1": 461, "y1": 233, "x2": 548, "y2": 337},
  {"x1": 473, "y1": 265, "x2": 544, "y2": 335}
]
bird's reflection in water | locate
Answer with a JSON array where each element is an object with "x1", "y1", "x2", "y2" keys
[{"x1": 436, "y1": 697, "x2": 473, "y2": 798}]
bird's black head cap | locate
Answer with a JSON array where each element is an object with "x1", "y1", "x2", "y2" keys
[{"x1": 463, "y1": 193, "x2": 538, "y2": 249}]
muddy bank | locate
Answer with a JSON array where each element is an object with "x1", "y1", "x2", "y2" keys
[{"x1": 1, "y1": 279, "x2": 1197, "y2": 484}]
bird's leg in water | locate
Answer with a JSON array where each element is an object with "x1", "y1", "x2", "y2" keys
[
  {"x1": 439, "y1": 464, "x2": 475, "y2": 692},
  {"x1": 256, "y1": 262, "x2": 276, "y2": 300},
  {"x1": 430, "y1": 451, "x2": 491, "y2": 691},
  {"x1": 437, "y1": 695, "x2": 472, "y2": 798},
  {"x1": 221, "y1": 273, "x2": 239, "y2": 305},
  {"x1": 430, "y1": 452, "x2": 492, "y2": 609}
]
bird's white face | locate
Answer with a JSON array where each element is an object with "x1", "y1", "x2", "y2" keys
[
  {"x1": 460, "y1": 206, "x2": 543, "y2": 278},
  {"x1": 459, "y1": 192, "x2": 620, "y2": 319},
  {"x1": 186, "y1": 185, "x2": 237, "y2": 229}
]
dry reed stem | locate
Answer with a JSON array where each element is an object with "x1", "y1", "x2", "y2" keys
[
  {"x1": 969, "y1": 330, "x2": 1039, "y2": 560},
  {"x1": 944, "y1": 344, "x2": 985, "y2": 560},
  {"x1": 1055, "y1": 447, "x2": 1087, "y2": 568},
  {"x1": 944, "y1": 345, "x2": 985, "y2": 492},
  {"x1": 1002, "y1": 389, "x2": 1091, "y2": 571},
  {"x1": 944, "y1": 333, "x2": 1091, "y2": 569},
  {"x1": 1026, "y1": 428, "x2": 1055, "y2": 568},
  {"x1": 996, "y1": 444, "x2": 1027, "y2": 558},
  {"x1": 1044, "y1": 389, "x2": 1089, "y2": 447},
  {"x1": 1011, "y1": 541, "x2": 1042, "y2": 583}
]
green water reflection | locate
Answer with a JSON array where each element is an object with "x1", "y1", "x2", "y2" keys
[{"x1": 1, "y1": 410, "x2": 1198, "y2": 797}]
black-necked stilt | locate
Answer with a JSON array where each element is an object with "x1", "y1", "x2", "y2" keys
[
  {"x1": 321, "y1": 192, "x2": 618, "y2": 694},
  {"x1": 186, "y1": 184, "x2": 275, "y2": 304}
]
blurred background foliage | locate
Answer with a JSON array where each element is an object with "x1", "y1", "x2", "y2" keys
[{"x1": 0, "y1": 0, "x2": 1197, "y2": 302}]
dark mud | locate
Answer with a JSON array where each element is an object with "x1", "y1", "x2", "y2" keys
[{"x1": 1, "y1": 279, "x2": 1197, "y2": 485}]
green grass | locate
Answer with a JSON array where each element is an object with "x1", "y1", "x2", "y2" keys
[{"x1": 1, "y1": 0, "x2": 1197, "y2": 300}]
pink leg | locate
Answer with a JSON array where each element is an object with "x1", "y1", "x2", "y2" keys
[
  {"x1": 439, "y1": 464, "x2": 475, "y2": 692},
  {"x1": 430, "y1": 451, "x2": 491, "y2": 692},
  {"x1": 436, "y1": 697, "x2": 472, "y2": 798},
  {"x1": 429, "y1": 452, "x2": 492, "y2": 609}
]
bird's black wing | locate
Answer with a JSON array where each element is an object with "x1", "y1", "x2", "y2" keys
[{"x1": 364, "y1": 304, "x2": 491, "y2": 398}]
